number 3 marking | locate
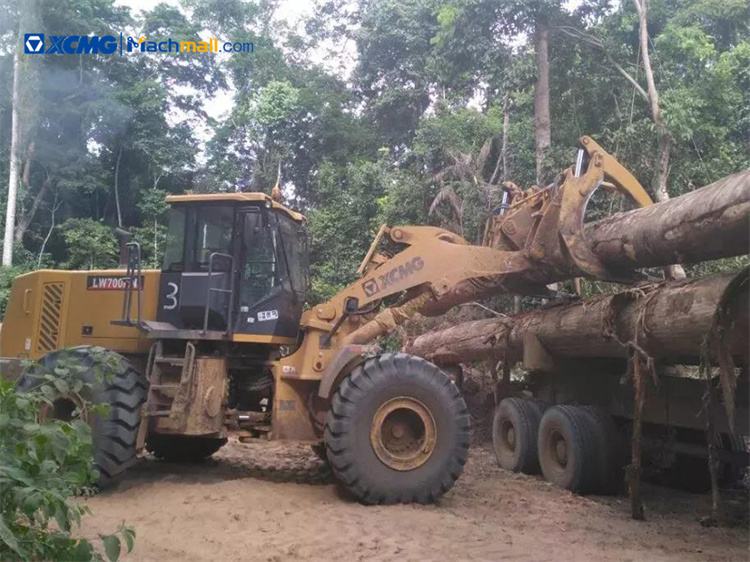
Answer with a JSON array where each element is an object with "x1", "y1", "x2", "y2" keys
[{"x1": 163, "y1": 282, "x2": 179, "y2": 310}]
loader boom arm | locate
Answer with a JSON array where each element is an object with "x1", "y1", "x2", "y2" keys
[{"x1": 274, "y1": 137, "x2": 654, "y2": 393}]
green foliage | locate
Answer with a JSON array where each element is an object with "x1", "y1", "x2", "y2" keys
[
  {"x1": 59, "y1": 219, "x2": 119, "y2": 270},
  {"x1": 307, "y1": 160, "x2": 389, "y2": 303},
  {"x1": 0, "y1": 265, "x2": 30, "y2": 317},
  {"x1": 0, "y1": 349, "x2": 135, "y2": 561}
]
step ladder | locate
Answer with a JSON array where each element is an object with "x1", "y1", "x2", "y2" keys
[{"x1": 136, "y1": 341, "x2": 196, "y2": 450}]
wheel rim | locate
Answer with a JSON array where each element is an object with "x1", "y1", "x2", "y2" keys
[
  {"x1": 370, "y1": 397, "x2": 437, "y2": 471},
  {"x1": 547, "y1": 428, "x2": 568, "y2": 471},
  {"x1": 39, "y1": 394, "x2": 87, "y2": 423},
  {"x1": 501, "y1": 419, "x2": 517, "y2": 452}
]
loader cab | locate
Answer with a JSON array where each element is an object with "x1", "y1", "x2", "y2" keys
[{"x1": 155, "y1": 194, "x2": 307, "y2": 342}]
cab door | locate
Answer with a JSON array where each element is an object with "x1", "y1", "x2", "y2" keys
[{"x1": 234, "y1": 208, "x2": 306, "y2": 339}]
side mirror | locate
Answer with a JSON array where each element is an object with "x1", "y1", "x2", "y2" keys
[
  {"x1": 344, "y1": 296, "x2": 359, "y2": 314},
  {"x1": 243, "y1": 211, "x2": 262, "y2": 246}
]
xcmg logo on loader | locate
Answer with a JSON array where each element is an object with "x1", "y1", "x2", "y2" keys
[{"x1": 361, "y1": 256, "x2": 425, "y2": 297}]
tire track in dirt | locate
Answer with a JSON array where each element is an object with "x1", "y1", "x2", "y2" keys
[{"x1": 80, "y1": 439, "x2": 748, "y2": 561}]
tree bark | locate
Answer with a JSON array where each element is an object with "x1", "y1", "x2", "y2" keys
[
  {"x1": 583, "y1": 169, "x2": 749, "y2": 270},
  {"x1": 534, "y1": 21, "x2": 551, "y2": 186},
  {"x1": 406, "y1": 270, "x2": 748, "y2": 365},
  {"x1": 3, "y1": 52, "x2": 21, "y2": 266},
  {"x1": 633, "y1": 0, "x2": 685, "y2": 280}
]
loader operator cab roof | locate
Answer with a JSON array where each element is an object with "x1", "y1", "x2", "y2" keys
[
  {"x1": 165, "y1": 192, "x2": 306, "y2": 223},
  {"x1": 156, "y1": 192, "x2": 308, "y2": 341}
]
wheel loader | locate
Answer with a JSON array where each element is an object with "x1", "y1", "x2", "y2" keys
[{"x1": 0, "y1": 137, "x2": 655, "y2": 504}]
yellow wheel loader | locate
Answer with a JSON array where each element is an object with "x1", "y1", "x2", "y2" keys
[{"x1": 0, "y1": 137, "x2": 654, "y2": 503}]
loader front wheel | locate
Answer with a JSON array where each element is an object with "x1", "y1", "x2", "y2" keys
[
  {"x1": 324, "y1": 353, "x2": 470, "y2": 504},
  {"x1": 16, "y1": 346, "x2": 147, "y2": 488}
]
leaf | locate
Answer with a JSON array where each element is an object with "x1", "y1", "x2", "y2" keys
[
  {"x1": 54, "y1": 379, "x2": 70, "y2": 395},
  {"x1": 54, "y1": 501, "x2": 71, "y2": 533},
  {"x1": 101, "y1": 534, "x2": 121, "y2": 562},
  {"x1": 0, "y1": 517, "x2": 22, "y2": 556},
  {"x1": 121, "y1": 525, "x2": 136, "y2": 553}
]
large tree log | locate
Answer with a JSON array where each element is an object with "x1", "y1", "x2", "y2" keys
[
  {"x1": 406, "y1": 269, "x2": 748, "y2": 365},
  {"x1": 584, "y1": 169, "x2": 749, "y2": 270},
  {"x1": 421, "y1": 170, "x2": 749, "y2": 315}
]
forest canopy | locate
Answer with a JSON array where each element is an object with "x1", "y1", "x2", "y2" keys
[{"x1": 1, "y1": 0, "x2": 748, "y2": 310}]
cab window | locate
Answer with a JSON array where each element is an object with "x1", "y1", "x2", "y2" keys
[
  {"x1": 239, "y1": 210, "x2": 278, "y2": 308},
  {"x1": 276, "y1": 214, "x2": 308, "y2": 300},
  {"x1": 163, "y1": 206, "x2": 187, "y2": 271},
  {"x1": 193, "y1": 206, "x2": 234, "y2": 271}
]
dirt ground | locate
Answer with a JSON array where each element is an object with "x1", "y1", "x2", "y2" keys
[{"x1": 81, "y1": 439, "x2": 749, "y2": 562}]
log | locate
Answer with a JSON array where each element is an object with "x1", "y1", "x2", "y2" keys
[
  {"x1": 406, "y1": 269, "x2": 748, "y2": 365},
  {"x1": 584, "y1": 169, "x2": 750, "y2": 270},
  {"x1": 421, "y1": 170, "x2": 750, "y2": 315}
]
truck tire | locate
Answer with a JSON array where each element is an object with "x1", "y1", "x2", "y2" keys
[
  {"x1": 580, "y1": 406, "x2": 624, "y2": 494},
  {"x1": 492, "y1": 398, "x2": 543, "y2": 473},
  {"x1": 537, "y1": 405, "x2": 597, "y2": 494},
  {"x1": 16, "y1": 346, "x2": 147, "y2": 488},
  {"x1": 324, "y1": 353, "x2": 470, "y2": 504},
  {"x1": 146, "y1": 434, "x2": 227, "y2": 462}
]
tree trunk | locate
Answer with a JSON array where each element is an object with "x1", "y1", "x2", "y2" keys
[
  {"x1": 534, "y1": 21, "x2": 551, "y2": 186},
  {"x1": 15, "y1": 175, "x2": 50, "y2": 244},
  {"x1": 502, "y1": 93, "x2": 510, "y2": 183},
  {"x1": 114, "y1": 146, "x2": 123, "y2": 228},
  {"x1": 406, "y1": 270, "x2": 748, "y2": 365},
  {"x1": 633, "y1": 0, "x2": 685, "y2": 280},
  {"x1": 3, "y1": 52, "x2": 21, "y2": 266}
]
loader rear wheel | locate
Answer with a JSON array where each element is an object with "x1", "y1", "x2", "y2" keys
[
  {"x1": 16, "y1": 346, "x2": 147, "y2": 488},
  {"x1": 324, "y1": 353, "x2": 470, "y2": 505},
  {"x1": 538, "y1": 405, "x2": 597, "y2": 494},
  {"x1": 492, "y1": 398, "x2": 543, "y2": 473},
  {"x1": 146, "y1": 434, "x2": 227, "y2": 462}
]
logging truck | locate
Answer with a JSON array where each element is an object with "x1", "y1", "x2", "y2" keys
[{"x1": 1, "y1": 137, "x2": 747, "y2": 505}]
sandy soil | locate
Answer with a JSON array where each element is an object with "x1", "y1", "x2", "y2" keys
[{"x1": 80, "y1": 439, "x2": 749, "y2": 562}]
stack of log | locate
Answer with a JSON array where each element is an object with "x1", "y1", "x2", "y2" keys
[{"x1": 405, "y1": 170, "x2": 750, "y2": 520}]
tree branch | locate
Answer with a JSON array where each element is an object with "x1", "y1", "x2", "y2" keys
[{"x1": 555, "y1": 25, "x2": 649, "y2": 103}]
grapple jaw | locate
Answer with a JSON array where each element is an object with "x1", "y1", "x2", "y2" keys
[{"x1": 483, "y1": 136, "x2": 654, "y2": 286}]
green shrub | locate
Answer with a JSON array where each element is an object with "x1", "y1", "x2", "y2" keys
[{"x1": 0, "y1": 351, "x2": 134, "y2": 561}]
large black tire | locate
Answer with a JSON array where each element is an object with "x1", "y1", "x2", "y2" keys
[
  {"x1": 146, "y1": 434, "x2": 227, "y2": 462},
  {"x1": 580, "y1": 406, "x2": 625, "y2": 494},
  {"x1": 16, "y1": 346, "x2": 147, "y2": 487},
  {"x1": 537, "y1": 405, "x2": 598, "y2": 494},
  {"x1": 492, "y1": 398, "x2": 543, "y2": 473},
  {"x1": 324, "y1": 353, "x2": 470, "y2": 504}
]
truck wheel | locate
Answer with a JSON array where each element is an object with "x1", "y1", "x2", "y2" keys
[
  {"x1": 537, "y1": 405, "x2": 597, "y2": 494},
  {"x1": 324, "y1": 353, "x2": 470, "y2": 504},
  {"x1": 16, "y1": 346, "x2": 147, "y2": 488},
  {"x1": 492, "y1": 398, "x2": 542, "y2": 473},
  {"x1": 146, "y1": 434, "x2": 227, "y2": 462},
  {"x1": 580, "y1": 406, "x2": 624, "y2": 494}
]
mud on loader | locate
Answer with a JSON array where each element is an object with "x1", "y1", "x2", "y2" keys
[{"x1": 0, "y1": 137, "x2": 654, "y2": 504}]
